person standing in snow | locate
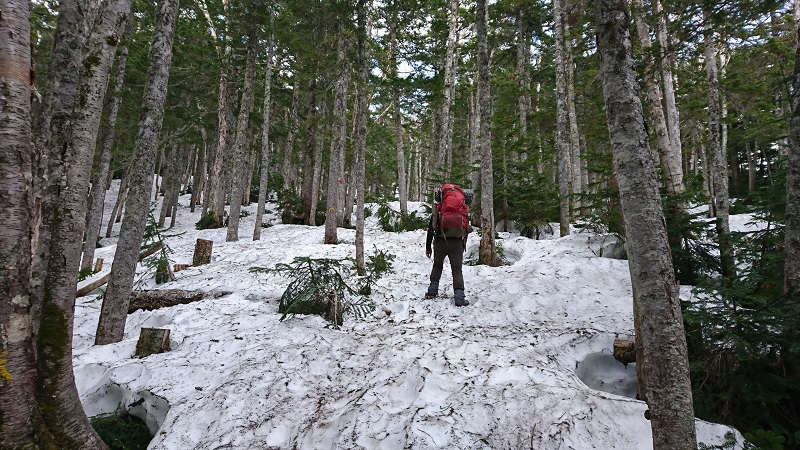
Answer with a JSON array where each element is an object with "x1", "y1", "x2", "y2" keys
[{"x1": 425, "y1": 184, "x2": 472, "y2": 307}]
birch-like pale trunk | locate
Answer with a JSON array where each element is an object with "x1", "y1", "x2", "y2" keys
[
  {"x1": 254, "y1": 38, "x2": 275, "y2": 240},
  {"x1": 553, "y1": 0, "x2": 571, "y2": 236},
  {"x1": 785, "y1": 0, "x2": 800, "y2": 294},
  {"x1": 632, "y1": 0, "x2": 684, "y2": 195},
  {"x1": 208, "y1": 63, "x2": 232, "y2": 226},
  {"x1": 83, "y1": 27, "x2": 131, "y2": 270},
  {"x1": 324, "y1": 30, "x2": 349, "y2": 244},
  {"x1": 0, "y1": 1, "x2": 40, "y2": 446},
  {"x1": 517, "y1": 9, "x2": 531, "y2": 142},
  {"x1": 655, "y1": 0, "x2": 682, "y2": 159},
  {"x1": 595, "y1": 2, "x2": 696, "y2": 448},
  {"x1": 439, "y1": 0, "x2": 459, "y2": 177},
  {"x1": 476, "y1": 0, "x2": 496, "y2": 266},
  {"x1": 96, "y1": 0, "x2": 179, "y2": 345},
  {"x1": 158, "y1": 144, "x2": 180, "y2": 226},
  {"x1": 390, "y1": 23, "x2": 408, "y2": 215},
  {"x1": 285, "y1": 78, "x2": 301, "y2": 197},
  {"x1": 469, "y1": 91, "x2": 480, "y2": 191},
  {"x1": 227, "y1": 35, "x2": 259, "y2": 242},
  {"x1": 704, "y1": 8, "x2": 734, "y2": 278},
  {"x1": 564, "y1": 20, "x2": 582, "y2": 212}
]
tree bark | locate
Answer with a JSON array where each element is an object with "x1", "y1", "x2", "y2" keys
[
  {"x1": 704, "y1": 8, "x2": 734, "y2": 279},
  {"x1": 595, "y1": 2, "x2": 697, "y2": 448},
  {"x1": 553, "y1": 0, "x2": 571, "y2": 236},
  {"x1": 786, "y1": 0, "x2": 800, "y2": 294},
  {"x1": 476, "y1": 0, "x2": 497, "y2": 266},
  {"x1": 439, "y1": 0, "x2": 459, "y2": 178},
  {"x1": 83, "y1": 25, "x2": 131, "y2": 270},
  {"x1": 564, "y1": 18, "x2": 582, "y2": 213},
  {"x1": 191, "y1": 128, "x2": 207, "y2": 213},
  {"x1": 96, "y1": 0, "x2": 180, "y2": 345},
  {"x1": 254, "y1": 36, "x2": 275, "y2": 240},
  {"x1": 0, "y1": 1, "x2": 39, "y2": 445},
  {"x1": 632, "y1": 0, "x2": 684, "y2": 196},
  {"x1": 355, "y1": 0, "x2": 370, "y2": 272},
  {"x1": 655, "y1": 0, "x2": 683, "y2": 168},
  {"x1": 324, "y1": 27, "x2": 350, "y2": 244},
  {"x1": 227, "y1": 33, "x2": 259, "y2": 242},
  {"x1": 390, "y1": 20, "x2": 408, "y2": 216}
]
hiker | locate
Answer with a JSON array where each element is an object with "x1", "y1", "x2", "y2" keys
[{"x1": 425, "y1": 184, "x2": 473, "y2": 307}]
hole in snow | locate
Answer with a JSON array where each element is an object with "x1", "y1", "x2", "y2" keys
[
  {"x1": 575, "y1": 351, "x2": 638, "y2": 399},
  {"x1": 78, "y1": 365, "x2": 170, "y2": 437}
]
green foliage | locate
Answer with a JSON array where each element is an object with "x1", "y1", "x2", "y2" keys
[
  {"x1": 78, "y1": 266, "x2": 95, "y2": 282},
  {"x1": 375, "y1": 200, "x2": 429, "y2": 232},
  {"x1": 138, "y1": 208, "x2": 174, "y2": 286},
  {"x1": 195, "y1": 211, "x2": 222, "y2": 230},
  {"x1": 685, "y1": 160, "x2": 800, "y2": 448},
  {"x1": 249, "y1": 250, "x2": 394, "y2": 328},
  {"x1": 91, "y1": 413, "x2": 152, "y2": 450}
]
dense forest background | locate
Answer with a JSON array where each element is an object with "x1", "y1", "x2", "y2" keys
[{"x1": 2, "y1": 0, "x2": 799, "y2": 448}]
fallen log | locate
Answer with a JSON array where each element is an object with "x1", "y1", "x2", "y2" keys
[
  {"x1": 613, "y1": 338, "x2": 637, "y2": 366},
  {"x1": 128, "y1": 289, "x2": 231, "y2": 313},
  {"x1": 76, "y1": 243, "x2": 164, "y2": 297}
]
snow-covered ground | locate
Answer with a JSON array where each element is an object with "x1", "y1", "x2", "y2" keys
[{"x1": 73, "y1": 182, "x2": 745, "y2": 449}]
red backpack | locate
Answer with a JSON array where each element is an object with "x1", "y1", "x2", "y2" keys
[{"x1": 434, "y1": 184, "x2": 470, "y2": 238}]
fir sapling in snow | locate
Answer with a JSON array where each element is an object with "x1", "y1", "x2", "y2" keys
[{"x1": 249, "y1": 249, "x2": 394, "y2": 328}]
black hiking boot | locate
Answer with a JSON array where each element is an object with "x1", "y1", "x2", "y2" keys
[
  {"x1": 454, "y1": 289, "x2": 469, "y2": 307},
  {"x1": 425, "y1": 281, "x2": 439, "y2": 299}
]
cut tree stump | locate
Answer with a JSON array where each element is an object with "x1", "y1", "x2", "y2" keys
[
  {"x1": 135, "y1": 328, "x2": 171, "y2": 357},
  {"x1": 613, "y1": 338, "x2": 637, "y2": 366},
  {"x1": 93, "y1": 258, "x2": 104, "y2": 273},
  {"x1": 128, "y1": 289, "x2": 231, "y2": 313},
  {"x1": 193, "y1": 239, "x2": 213, "y2": 266},
  {"x1": 173, "y1": 263, "x2": 189, "y2": 272}
]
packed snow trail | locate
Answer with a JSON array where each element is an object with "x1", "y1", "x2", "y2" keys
[{"x1": 73, "y1": 194, "x2": 743, "y2": 449}]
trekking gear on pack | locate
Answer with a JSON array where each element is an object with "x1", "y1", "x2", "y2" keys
[{"x1": 433, "y1": 184, "x2": 471, "y2": 238}]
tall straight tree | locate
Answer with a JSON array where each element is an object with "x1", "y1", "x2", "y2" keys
[
  {"x1": 324, "y1": 20, "x2": 350, "y2": 244},
  {"x1": 355, "y1": 0, "x2": 371, "y2": 272},
  {"x1": 439, "y1": 0, "x2": 459, "y2": 177},
  {"x1": 389, "y1": 6, "x2": 408, "y2": 216},
  {"x1": 476, "y1": 0, "x2": 497, "y2": 266},
  {"x1": 96, "y1": 0, "x2": 180, "y2": 345},
  {"x1": 631, "y1": 0, "x2": 684, "y2": 195},
  {"x1": 82, "y1": 18, "x2": 133, "y2": 270},
  {"x1": 227, "y1": 30, "x2": 260, "y2": 242},
  {"x1": 787, "y1": 0, "x2": 800, "y2": 294},
  {"x1": 553, "y1": 0, "x2": 571, "y2": 236},
  {"x1": 595, "y1": 0, "x2": 696, "y2": 448},
  {"x1": 254, "y1": 34, "x2": 275, "y2": 240},
  {"x1": 655, "y1": 0, "x2": 682, "y2": 164},
  {"x1": 704, "y1": 6, "x2": 734, "y2": 278}
]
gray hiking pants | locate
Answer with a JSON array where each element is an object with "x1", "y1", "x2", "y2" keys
[{"x1": 430, "y1": 236, "x2": 465, "y2": 291}]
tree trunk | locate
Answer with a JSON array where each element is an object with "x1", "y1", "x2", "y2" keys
[
  {"x1": 439, "y1": 0, "x2": 459, "y2": 179},
  {"x1": 0, "y1": 1, "x2": 40, "y2": 445},
  {"x1": 390, "y1": 22, "x2": 408, "y2": 216},
  {"x1": 564, "y1": 19, "x2": 582, "y2": 213},
  {"x1": 208, "y1": 64, "x2": 233, "y2": 227},
  {"x1": 355, "y1": 0, "x2": 370, "y2": 272},
  {"x1": 106, "y1": 164, "x2": 129, "y2": 237},
  {"x1": 324, "y1": 28, "x2": 350, "y2": 244},
  {"x1": 469, "y1": 91, "x2": 480, "y2": 191},
  {"x1": 254, "y1": 37, "x2": 275, "y2": 240},
  {"x1": 632, "y1": 0, "x2": 684, "y2": 196},
  {"x1": 310, "y1": 99, "x2": 326, "y2": 226},
  {"x1": 227, "y1": 33, "x2": 259, "y2": 242},
  {"x1": 285, "y1": 79, "x2": 301, "y2": 196},
  {"x1": 517, "y1": 8, "x2": 531, "y2": 144},
  {"x1": 191, "y1": 128, "x2": 207, "y2": 213},
  {"x1": 655, "y1": 0, "x2": 683, "y2": 165},
  {"x1": 554, "y1": 0, "x2": 571, "y2": 236},
  {"x1": 158, "y1": 144, "x2": 179, "y2": 227},
  {"x1": 476, "y1": 0, "x2": 497, "y2": 266},
  {"x1": 786, "y1": 0, "x2": 800, "y2": 295},
  {"x1": 704, "y1": 8, "x2": 734, "y2": 279},
  {"x1": 595, "y1": 2, "x2": 697, "y2": 448},
  {"x1": 83, "y1": 26, "x2": 131, "y2": 270},
  {"x1": 96, "y1": 0, "x2": 180, "y2": 345}
]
